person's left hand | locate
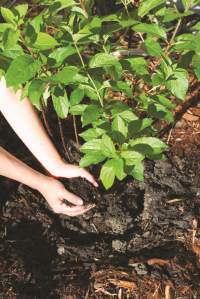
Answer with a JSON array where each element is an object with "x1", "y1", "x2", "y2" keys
[{"x1": 49, "y1": 161, "x2": 98, "y2": 187}]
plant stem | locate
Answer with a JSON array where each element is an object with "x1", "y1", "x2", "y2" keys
[
  {"x1": 73, "y1": 115, "x2": 80, "y2": 147},
  {"x1": 57, "y1": 117, "x2": 71, "y2": 162},
  {"x1": 73, "y1": 40, "x2": 104, "y2": 107},
  {"x1": 165, "y1": 18, "x2": 182, "y2": 54},
  {"x1": 40, "y1": 99, "x2": 53, "y2": 138}
]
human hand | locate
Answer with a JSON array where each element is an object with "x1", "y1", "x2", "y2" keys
[
  {"x1": 49, "y1": 161, "x2": 98, "y2": 187},
  {"x1": 39, "y1": 177, "x2": 95, "y2": 216}
]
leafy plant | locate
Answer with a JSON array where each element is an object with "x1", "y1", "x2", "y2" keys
[{"x1": 0, "y1": 0, "x2": 199, "y2": 189}]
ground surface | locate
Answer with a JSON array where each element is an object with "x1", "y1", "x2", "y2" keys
[{"x1": 0, "y1": 103, "x2": 200, "y2": 299}]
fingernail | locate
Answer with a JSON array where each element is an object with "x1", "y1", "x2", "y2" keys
[{"x1": 78, "y1": 199, "x2": 83, "y2": 205}]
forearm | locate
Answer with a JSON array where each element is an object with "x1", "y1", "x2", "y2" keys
[
  {"x1": 0, "y1": 146, "x2": 47, "y2": 190},
  {"x1": 0, "y1": 78, "x2": 62, "y2": 173}
]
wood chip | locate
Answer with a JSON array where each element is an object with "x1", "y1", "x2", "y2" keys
[
  {"x1": 182, "y1": 112, "x2": 199, "y2": 122},
  {"x1": 147, "y1": 258, "x2": 170, "y2": 266},
  {"x1": 108, "y1": 279, "x2": 137, "y2": 290}
]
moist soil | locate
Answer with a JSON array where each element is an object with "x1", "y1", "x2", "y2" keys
[{"x1": 0, "y1": 107, "x2": 200, "y2": 298}]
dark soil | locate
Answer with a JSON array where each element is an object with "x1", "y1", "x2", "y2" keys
[{"x1": 0, "y1": 110, "x2": 200, "y2": 298}]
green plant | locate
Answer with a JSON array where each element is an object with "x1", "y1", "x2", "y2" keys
[{"x1": 0, "y1": 0, "x2": 199, "y2": 189}]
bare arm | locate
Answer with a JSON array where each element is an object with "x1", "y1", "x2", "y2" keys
[
  {"x1": 0, "y1": 146, "x2": 94, "y2": 216},
  {"x1": 0, "y1": 77, "x2": 97, "y2": 186}
]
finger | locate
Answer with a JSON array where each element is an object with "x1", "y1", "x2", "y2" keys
[
  {"x1": 79, "y1": 168, "x2": 98, "y2": 187},
  {"x1": 62, "y1": 189, "x2": 83, "y2": 206},
  {"x1": 60, "y1": 203, "x2": 95, "y2": 216}
]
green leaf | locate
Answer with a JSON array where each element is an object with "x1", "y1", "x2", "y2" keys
[
  {"x1": 130, "y1": 163, "x2": 144, "y2": 181},
  {"x1": 133, "y1": 23, "x2": 166, "y2": 39},
  {"x1": 166, "y1": 69, "x2": 188, "y2": 100},
  {"x1": 156, "y1": 95, "x2": 176, "y2": 109},
  {"x1": 100, "y1": 159, "x2": 116, "y2": 189},
  {"x1": 48, "y1": 46, "x2": 76, "y2": 67},
  {"x1": 49, "y1": 0, "x2": 76, "y2": 14},
  {"x1": 80, "y1": 153, "x2": 106, "y2": 167},
  {"x1": 33, "y1": 32, "x2": 59, "y2": 50},
  {"x1": 52, "y1": 86, "x2": 69, "y2": 119},
  {"x1": 82, "y1": 104, "x2": 102, "y2": 127},
  {"x1": 5, "y1": 55, "x2": 41, "y2": 87},
  {"x1": 118, "y1": 110, "x2": 138, "y2": 122},
  {"x1": 51, "y1": 66, "x2": 79, "y2": 85},
  {"x1": 112, "y1": 116, "x2": 128, "y2": 138},
  {"x1": 70, "y1": 88, "x2": 84, "y2": 106},
  {"x1": 138, "y1": 0, "x2": 165, "y2": 17},
  {"x1": 79, "y1": 128, "x2": 105, "y2": 141},
  {"x1": 0, "y1": 23, "x2": 14, "y2": 33},
  {"x1": 144, "y1": 38, "x2": 163, "y2": 57},
  {"x1": 192, "y1": 54, "x2": 200, "y2": 81},
  {"x1": 70, "y1": 104, "x2": 87, "y2": 115},
  {"x1": 3, "y1": 29, "x2": 19, "y2": 49},
  {"x1": 101, "y1": 134, "x2": 116, "y2": 158},
  {"x1": 128, "y1": 118, "x2": 153, "y2": 136},
  {"x1": 121, "y1": 150, "x2": 144, "y2": 165},
  {"x1": 81, "y1": 138, "x2": 102, "y2": 154},
  {"x1": 28, "y1": 79, "x2": 45, "y2": 108},
  {"x1": 148, "y1": 103, "x2": 174, "y2": 122},
  {"x1": 14, "y1": 4, "x2": 28, "y2": 19},
  {"x1": 89, "y1": 53, "x2": 118, "y2": 68},
  {"x1": 124, "y1": 57, "x2": 148, "y2": 75},
  {"x1": 114, "y1": 158, "x2": 126, "y2": 181},
  {"x1": 1, "y1": 7, "x2": 16, "y2": 24},
  {"x1": 130, "y1": 137, "x2": 167, "y2": 155}
]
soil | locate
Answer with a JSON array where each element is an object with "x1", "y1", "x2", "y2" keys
[{"x1": 0, "y1": 105, "x2": 200, "y2": 298}]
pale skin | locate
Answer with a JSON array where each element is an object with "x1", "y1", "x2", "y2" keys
[{"x1": 0, "y1": 78, "x2": 98, "y2": 216}]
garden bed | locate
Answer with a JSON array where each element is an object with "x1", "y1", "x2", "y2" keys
[{"x1": 0, "y1": 104, "x2": 199, "y2": 298}]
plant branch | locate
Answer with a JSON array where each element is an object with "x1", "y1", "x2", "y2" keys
[{"x1": 57, "y1": 117, "x2": 71, "y2": 162}]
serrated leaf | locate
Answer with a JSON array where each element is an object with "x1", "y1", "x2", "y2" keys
[
  {"x1": 51, "y1": 66, "x2": 79, "y2": 85},
  {"x1": 28, "y1": 79, "x2": 45, "y2": 108},
  {"x1": 70, "y1": 104, "x2": 87, "y2": 115},
  {"x1": 100, "y1": 159, "x2": 116, "y2": 189},
  {"x1": 128, "y1": 118, "x2": 153, "y2": 136},
  {"x1": 166, "y1": 69, "x2": 188, "y2": 100},
  {"x1": 80, "y1": 153, "x2": 106, "y2": 167},
  {"x1": 112, "y1": 116, "x2": 128, "y2": 137},
  {"x1": 130, "y1": 163, "x2": 144, "y2": 181},
  {"x1": 33, "y1": 32, "x2": 58, "y2": 50},
  {"x1": 130, "y1": 137, "x2": 167, "y2": 154},
  {"x1": 133, "y1": 23, "x2": 166, "y2": 39},
  {"x1": 1, "y1": 7, "x2": 16, "y2": 24},
  {"x1": 121, "y1": 150, "x2": 144, "y2": 165},
  {"x1": 82, "y1": 104, "x2": 102, "y2": 127},
  {"x1": 79, "y1": 128, "x2": 105, "y2": 141},
  {"x1": 89, "y1": 53, "x2": 118, "y2": 68},
  {"x1": 14, "y1": 4, "x2": 28, "y2": 19},
  {"x1": 144, "y1": 38, "x2": 163, "y2": 57},
  {"x1": 148, "y1": 103, "x2": 174, "y2": 122},
  {"x1": 48, "y1": 46, "x2": 77, "y2": 67},
  {"x1": 52, "y1": 86, "x2": 69, "y2": 119},
  {"x1": 5, "y1": 55, "x2": 41, "y2": 86},
  {"x1": 3, "y1": 28, "x2": 19, "y2": 49},
  {"x1": 124, "y1": 57, "x2": 148, "y2": 76},
  {"x1": 70, "y1": 88, "x2": 84, "y2": 106},
  {"x1": 101, "y1": 134, "x2": 116, "y2": 158},
  {"x1": 81, "y1": 138, "x2": 102, "y2": 154},
  {"x1": 138, "y1": 0, "x2": 165, "y2": 17}
]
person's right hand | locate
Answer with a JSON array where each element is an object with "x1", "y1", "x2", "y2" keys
[{"x1": 38, "y1": 177, "x2": 95, "y2": 216}]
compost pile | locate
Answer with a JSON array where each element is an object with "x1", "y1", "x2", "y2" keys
[{"x1": 0, "y1": 109, "x2": 199, "y2": 299}]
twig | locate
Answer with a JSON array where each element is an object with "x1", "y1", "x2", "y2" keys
[
  {"x1": 73, "y1": 115, "x2": 80, "y2": 147},
  {"x1": 165, "y1": 18, "x2": 182, "y2": 54},
  {"x1": 79, "y1": 0, "x2": 88, "y2": 18},
  {"x1": 57, "y1": 117, "x2": 71, "y2": 162},
  {"x1": 41, "y1": 99, "x2": 53, "y2": 137}
]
